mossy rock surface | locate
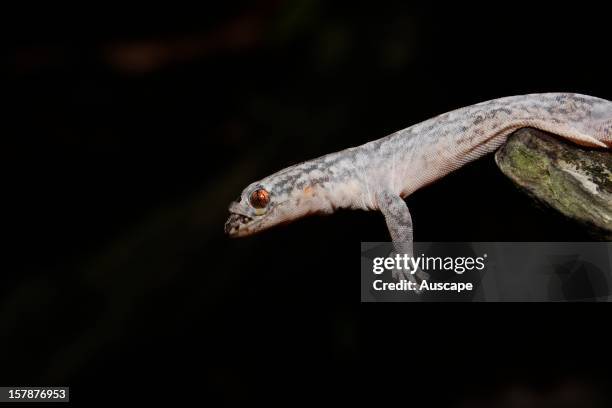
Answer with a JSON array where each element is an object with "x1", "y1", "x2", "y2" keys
[{"x1": 495, "y1": 128, "x2": 612, "y2": 239}]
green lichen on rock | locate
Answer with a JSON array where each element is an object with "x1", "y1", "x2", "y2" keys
[{"x1": 495, "y1": 128, "x2": 612, "y2": 239}]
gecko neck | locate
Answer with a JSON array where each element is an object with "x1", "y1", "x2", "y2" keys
[{"x1": 306, "y1": 152, "x2": 376, "y2": 212}]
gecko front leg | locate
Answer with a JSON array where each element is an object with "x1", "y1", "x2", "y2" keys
[{"x1": 376, "y1": 190, "x2": 429, "y2": 287}]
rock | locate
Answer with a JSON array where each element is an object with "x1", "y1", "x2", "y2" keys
[{"x1": 495, "y1": 128, "x2": 612, "y2": 239}]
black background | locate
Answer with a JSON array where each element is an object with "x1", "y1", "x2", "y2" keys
[{"x1": 4, "y1": 2, "x2": 611, "y2": 406}]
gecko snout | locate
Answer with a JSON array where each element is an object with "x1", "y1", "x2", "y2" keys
[{"x1": 224, "y1": 212, "x2": 253, "y2": 236}]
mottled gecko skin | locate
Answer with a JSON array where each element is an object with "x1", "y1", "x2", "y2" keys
[{"x1": 225, "y1": 93, "x2": 611, "y2": 279}]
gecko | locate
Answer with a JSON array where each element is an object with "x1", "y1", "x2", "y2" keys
[{"x1": 224, "y1": 93, "x2": 612, "y2": 283}]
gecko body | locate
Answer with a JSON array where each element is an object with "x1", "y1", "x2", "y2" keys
[{"x1": 225, "y1": 93, "x2": 611, "y2": 280}]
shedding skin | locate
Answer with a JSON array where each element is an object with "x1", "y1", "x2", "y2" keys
[{"x1": 225, "y1": 93, "x2": 612, "y2": 281}]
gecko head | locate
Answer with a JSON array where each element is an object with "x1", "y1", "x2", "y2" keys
[{"x1": 224, "y1": 171, "x2": 330, "y2": 238}]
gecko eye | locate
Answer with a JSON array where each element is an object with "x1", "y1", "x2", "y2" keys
[{"x1": 250, "y1": 188, "x2": 270, "y2": 209}]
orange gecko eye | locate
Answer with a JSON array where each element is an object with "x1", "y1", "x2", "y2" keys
[{"x1": 250, "y1": 188, "x2": 270, "y2": 209}]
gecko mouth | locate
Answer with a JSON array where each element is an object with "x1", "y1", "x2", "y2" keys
[{"x1": 224, "y1": 212, "x2": 254, "y2": 236}]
